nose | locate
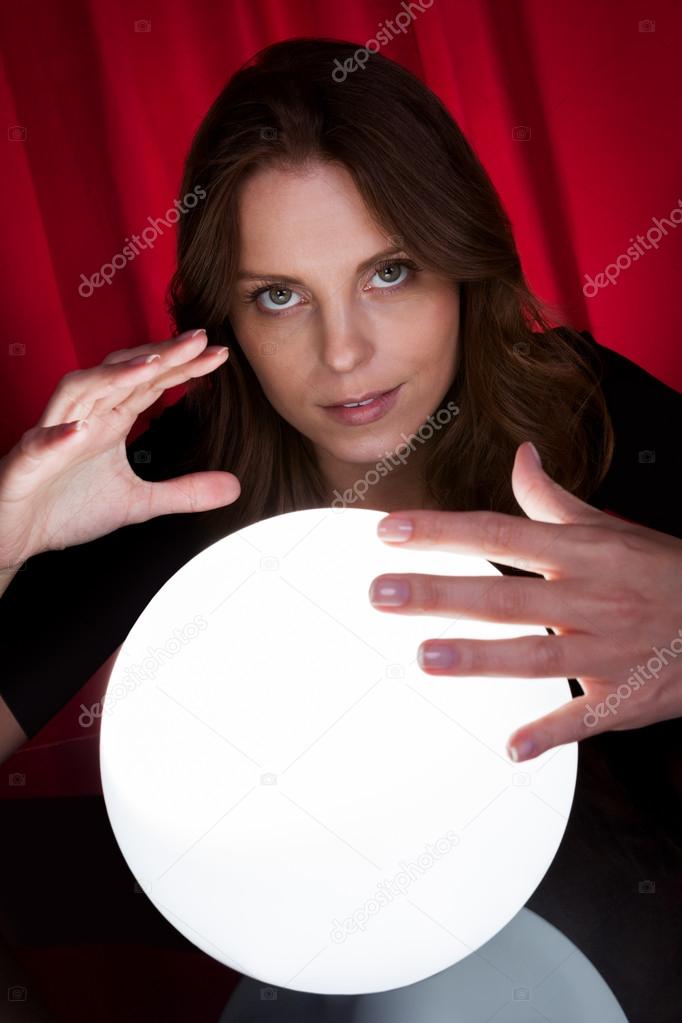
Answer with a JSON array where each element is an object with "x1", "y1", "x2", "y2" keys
[{"x1": 316, "y1": 293, "x2": 375, "y2": 374}]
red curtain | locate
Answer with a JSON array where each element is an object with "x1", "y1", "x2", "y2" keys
[
  {"x1": 2, "y1": 0, "x2": 681, "y2": 463},
  {"x1": 1, "y1": 4, "x2": 681, "y2": 1019},
  {"x1": 1, "y1": 0, "x2": 681, "y2": 777}
]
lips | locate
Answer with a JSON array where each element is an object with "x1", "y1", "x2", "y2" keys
[
  {"x1": 324, "y1": 387, "x2": 394, "y2": 407},
  {"x1": 320, "y1": 383, "x2": 404, "y2": 425}
]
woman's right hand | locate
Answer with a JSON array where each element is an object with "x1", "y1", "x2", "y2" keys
[{"x1": 0, "y1": 329, "x2": 240, "y2": 572}]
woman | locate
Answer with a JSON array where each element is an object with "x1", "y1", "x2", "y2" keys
[{"x1": 0, "y1": 36, "x2": 680, "y2": 1022}]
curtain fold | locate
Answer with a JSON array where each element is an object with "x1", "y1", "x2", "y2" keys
[{"x1": 1, "y1": 0, "x2": 680, "y2": 455}]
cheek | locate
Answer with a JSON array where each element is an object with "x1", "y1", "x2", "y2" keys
[
  {"x1": 251, "y1": 356, "x2": 303, "y2": 414},
  {"x1": 422, "y1": 308, "x2": 459, "y2": 363}
]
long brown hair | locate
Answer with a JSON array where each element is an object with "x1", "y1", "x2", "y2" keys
[{"x1": 167, "y1": 36, "x2": 614, "y2": 545}]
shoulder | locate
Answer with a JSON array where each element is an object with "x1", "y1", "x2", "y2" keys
[
  {"x1": 554, "y1": 327, "x2": 681, "y2": 537},
  {"x1": 566, "y1": 327, "x2": 680, "y2": 401}
]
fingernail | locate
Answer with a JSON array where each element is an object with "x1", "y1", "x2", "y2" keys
[
  {"x1": 418, "y1": 643, "x2": 458, "y2": 670},
  {"x1": 127, "y1": 353, "x2": 160, "y2": 366},
  {"x1": 177, "y1": 328, "x2": 206, "y2": 340},
  {"x1": 369, "y1": 577, "x2": 411, "y2": 606},
  {"x1": 526, "y1": 442, "x2": 542, "y2": 468},
  {"x1": 507, "y1": 737, "x2": 536, "y2": 762},
  {"x1": 377, "y1": 517, "x2": 413, "y2": 542}
]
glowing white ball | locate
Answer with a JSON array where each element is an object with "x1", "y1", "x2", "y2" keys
[{"x1": 100, "y1": 507, "x2": 577, "y2": 995}]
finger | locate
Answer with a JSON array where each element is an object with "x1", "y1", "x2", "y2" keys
[
  {"x1": 511, "y1": 441, "x2": 606, "y2": 527},
  {"x1": 506, "y1": 692, "x2": 615, "y2": 762},
  {"x1": 100, "y1": 328, "x2": 207, "y2": 365},
  {"x1": 108, "y1": 346, "x2": 229, "y2": 420},
  {"x1": 377, "y1": 509, "x2": 605, "y2": 575},
  {"x1": 37, "y1": 333, "x2": 219, "y2": 428},
  {"x1": 369, "y1": 574, "x2": 596, "y2": 631},
  {"x1": 3, "y1": 420, "x2": 90, "y2": 486},
  {"x1": 126, "y1": 470, "x2": 241, "y2": 524},
  {"x1": 415, "y1": 633, "x2": 607, "y2": 679}
]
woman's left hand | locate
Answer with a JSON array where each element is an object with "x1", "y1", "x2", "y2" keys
[{"x1": 368, "y1": 441, "x2": 682, "y2": 762}]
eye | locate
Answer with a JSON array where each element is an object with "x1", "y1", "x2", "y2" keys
[
  {"x1": 247, "y1": 285, "x2": 303, "y2": 313},
  {"x1": 242, "y1": 258, "x2": 422, "y2": 316},
  {"x1": 369, "y1": 261, "x2": 411, "y2": 290}
]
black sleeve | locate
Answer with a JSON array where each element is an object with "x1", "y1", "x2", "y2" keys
[
  {"x1": 576, "y1": 330, "x2": 682, "y2": 539},
  {"x1": 0, "y1": 397, "x2": 210, "y2": 739},
  {"x1": 523, "y1": 332, "x2": 682, "y2": 1022}
]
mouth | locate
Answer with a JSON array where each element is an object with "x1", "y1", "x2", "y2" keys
[
  {"x1": 320, "y1": 383, "x2": 404, "y2": 426},
  {"x1": 321, "y1": 386, "x2": 398, "y2": 408}
]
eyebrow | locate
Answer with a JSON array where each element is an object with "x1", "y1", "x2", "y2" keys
[{"x1": 235, "y1": 247, "x2": 408, "y2": 285}]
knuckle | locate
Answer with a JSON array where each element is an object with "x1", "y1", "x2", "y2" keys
[
  {"x1": 412, "y1": 575, "x2": 443, "y2": 612},
  {"x1": 101, "y1": 349, "x2": 130, "y2": 365},
  {"x1": 490, "y1": 582, "x2": 526, "y2": 620},
  {"x1": 589, "y1": 528, "x2": 627, "y2": 555},
  {"x1": 17, "y1": 427, "x2": 37, "y2": 453},
  {"x1": 531, "y1": 637, "x2": 565, "y2": 676},
  {"x1": 480, "y1": 512, "x2": 520, "y2": 554},
  {"x1": 452, "y1": 642, "x2": 477, "y2": 674},
  {"x1": 20, "y1": 423, "x2": 38, "y2": 442},
  {"x1": 566, "y1": 523, "x2": 605, "y2": 549},
  {"x1": 605, "y1": 586, "x2": 644, "y2": 630},
  {"x1": 58, "y1": 369, "x2": 83, "y2": 389},
  {"x1": 420, "y1": 513, "x2": 448, "y2": 546},
  {"x1": 615, "y1": 530, "x2": 653, "y2": 557},
  {"x1": 575, "y1": 523, "x2": 647, "y2": 558}
]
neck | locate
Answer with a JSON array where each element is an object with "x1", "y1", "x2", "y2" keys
[{"x1": 320, "y1": 446, "x2": 440, "y2": 514}]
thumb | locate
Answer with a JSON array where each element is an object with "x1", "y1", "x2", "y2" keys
[
  {"x1": 132, "y1": 471, "x2": 241, "y2": 523},
  {"x1": 506, "y1": 694, "x2": 605, "y2": 762},
  {"x1": 511, "y1": 441, "x2": 603, "y2": 527}
]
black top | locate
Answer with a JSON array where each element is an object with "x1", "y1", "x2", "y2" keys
[
  {"x1": 2, "y1": 328, "x2": 680, "y2": 738},
  {"x1": 1, "y1": 328, "x2": 681, "y2": 1021}
]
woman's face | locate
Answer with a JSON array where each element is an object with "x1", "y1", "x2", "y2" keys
[{"x1": 228, "y1": 160, "x2": 460, "y2": 509}]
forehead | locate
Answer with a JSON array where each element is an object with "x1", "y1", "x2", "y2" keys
[{"x1": 236, "y1": 162, "x2": 388, "y2": 264}]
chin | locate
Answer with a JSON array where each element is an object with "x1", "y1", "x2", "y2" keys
[{"x1": 329, "y1": 435, "x2": 405, "y2": 465}]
